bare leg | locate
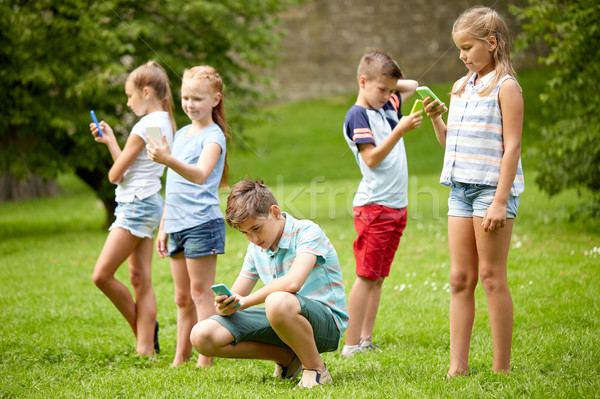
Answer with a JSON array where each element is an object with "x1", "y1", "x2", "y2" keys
[
  {"x1": 191, "y1": 319, "x2": 295, "y2": 365},
  {"x1": 93, "y1": 229, "x2": 143, "y2": 337},
  {"x1": 447, "y1": 216, "x2": 479, "y2": 377},
  {"x1": 127, "y1": 237, "x2": 157, "y2": 356},
  {"x1": 474, "y1": 217, "x2": 514, "y2": 374},
  {"x1": 361, "y1": 277, "x2": 384, "y2": 340},
  {"x1": 265, "y1": 292, "x2": 324, "y2": 372},
  {"x1": 186, "y1": 255, "x2": 217, "y2": 368},
  {"x1": 170, "y1": 253, "x2": 196, "y2": 366},
  {"x1": 344, "y1": 276, "x2": 379, "y2": 346}
]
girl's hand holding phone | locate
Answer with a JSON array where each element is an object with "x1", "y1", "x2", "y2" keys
[
  {"x1": 89, "y1": 120, "x2": 115, "y2": 144},
  {"x1": 423, "y1": 97, "x2": 448, "y2": 119},
  {"x1": 146, "y1": 136, "x2": 171, "y2": 165}
]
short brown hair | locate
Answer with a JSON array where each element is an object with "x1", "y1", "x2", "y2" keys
[
  {"x1": 225, "y1": 180, "x2": 278, "y2": 229},
  {"x1": 357, "y1": 48, "x2": 404, "y2": 81}
]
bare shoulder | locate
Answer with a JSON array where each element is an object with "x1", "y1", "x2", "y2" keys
[{"x1": 499, "y1": 77, "x2": 523, "y2": 96}]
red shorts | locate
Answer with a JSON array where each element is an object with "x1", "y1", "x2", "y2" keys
[{"x1": 353, "y1": 204, "x2": 407, "y2": 280}]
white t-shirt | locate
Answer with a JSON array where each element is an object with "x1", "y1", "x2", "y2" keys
[{"x1": 115, "y1": 111, "x2": 174, "y2": 202}]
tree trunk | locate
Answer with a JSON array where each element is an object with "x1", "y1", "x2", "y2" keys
[
  {"x1": 74, "y1": 166, "x2": 117, "y2": 228},
  {"x1": 0, "y1": 172, "x2": 60, "y2": 202}
]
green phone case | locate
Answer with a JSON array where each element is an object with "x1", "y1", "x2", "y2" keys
[
  {"x1": 416, "y1": 86, "x2": 441, "y2": 103},
  {"x1": 410, "y1": 99, "x2": 424, "y2": 114}
]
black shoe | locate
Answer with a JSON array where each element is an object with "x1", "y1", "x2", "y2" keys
[{"x1": 154, "y1": 321, "x2": 160, "y2": 354}]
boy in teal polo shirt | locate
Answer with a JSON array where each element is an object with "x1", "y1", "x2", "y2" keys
[{"x1": 190, "y1": 179, "x2": 348, "y2": 388}]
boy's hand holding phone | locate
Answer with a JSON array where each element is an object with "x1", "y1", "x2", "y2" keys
[{"x1": 212, "y1": 284, "x2": 242, "y2": 315}]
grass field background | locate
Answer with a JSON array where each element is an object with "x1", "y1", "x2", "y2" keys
[{"x1": 1, "y1": 68, "x2": 599, "y2": 398}]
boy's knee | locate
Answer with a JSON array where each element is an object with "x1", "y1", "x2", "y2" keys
[
  {"x1": 190, "y1": 321, "x2": 216, "y2": 354},
  {"x1": 265, "y1": 292, "x2": 299, "y2": 322}
]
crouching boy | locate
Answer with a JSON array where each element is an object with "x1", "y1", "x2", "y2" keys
[{"x1": 190, "y1": 179, "x2": 348, "y2": 388}]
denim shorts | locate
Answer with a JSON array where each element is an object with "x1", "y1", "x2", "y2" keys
[
  {"x1": 109, "y1": 192, "x2": 163, "y2": 239},
  {"x1": 168, "y1": 218, "x2": 225, "y2": 258},
  {"x1": 210, "y1": 294, "x2": 341, "y2": 353},
  {"x1": 448, "y1": 181, "x2": 519, "y2": 218}
]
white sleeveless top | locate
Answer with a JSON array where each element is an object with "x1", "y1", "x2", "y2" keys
[{"x1": 441, "y1": 72, "x2": 524, "y2": 196}]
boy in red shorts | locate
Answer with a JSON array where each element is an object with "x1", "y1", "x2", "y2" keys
[{"x1": 341, "y1": 48, "x2": 422, "y2": 356}]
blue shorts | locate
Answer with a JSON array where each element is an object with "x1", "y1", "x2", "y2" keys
[
  {"x1": 109, "y1": 192, "x2": 163, "y2": 239},
  {"x1": 448, "y1": 181, "x2": 519, "y2": 218},
  {"x1": 210, "y1": 294, "x2": 341, "y2": 353},
  {"x1": 168, "y1": 218, "x2": 225, "y2": 258}
]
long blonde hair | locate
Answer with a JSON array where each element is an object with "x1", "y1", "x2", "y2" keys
[
  {"x1": 127, "y1": 61, "x2": 177, "y2": 134},
  {"x1": 182, "y1": 65, "x2": 230, "y2": 189},
  {"x1": 452, "y1": 7, "x2": 515, "y2": 97}
]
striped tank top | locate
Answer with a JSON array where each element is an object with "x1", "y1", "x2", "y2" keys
[{"x1": 440, "y1": 72, "x2": 525, "y2": 196}]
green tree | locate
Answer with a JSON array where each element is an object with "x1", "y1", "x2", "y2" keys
[
  {"x1": 0, "y1": 0, "x2": 298, "y2": 224},
  {"x1": 511, "y1": 0, "x2": 600, "y2": 213}
]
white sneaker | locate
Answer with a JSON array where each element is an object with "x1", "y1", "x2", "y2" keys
[
  {"x1": 341, "y1": 344, "x2": 363, "y2": 357},
  {"x1": 273, "y1": 354, "x2": 302, "y2": 379},
  {"x1": 297, "y1": 366, "x2": 332, "y2": 388},
  {"x1": 359, "y1": 336, "x2": 379, "y2": 351}
]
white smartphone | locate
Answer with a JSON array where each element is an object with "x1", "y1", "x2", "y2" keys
[{"x1": 145, "y1": 127, "x2": 162, "y2": 147}]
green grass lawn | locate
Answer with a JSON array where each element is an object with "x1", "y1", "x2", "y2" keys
[{"x1": 1, "y1": 68, "x2": 599, "y2": 398}]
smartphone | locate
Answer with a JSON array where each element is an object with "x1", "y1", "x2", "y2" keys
[
  {"x1": 416, "y1": 86, "x2": 441, "y2": 105},
  {"x1": 410, "y1": 99, "x2": 424, "y2": 115},
  {"x1": 211, "y1": 284, "x2": 241, "y2": 308},
  {"x1": 145, "y1": 126, "x2": 162, "y2": 148},
  {"x1": 90, "y1": 110, "x2": 103, "y2": 137}
]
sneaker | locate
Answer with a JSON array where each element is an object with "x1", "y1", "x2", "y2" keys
[
  {"x1": 359, "y1": 336, "x2": 379, "y2": 351},
  {"x1": 273, "y1": 354, "x2": 302, "y2": 379},
  {"x1": 297, "y1": 366, "x2": 332, "y2": 388},
  {"x1": 154, "y1": 321, "x2": 160, "y2": 354},
  {"x1": 341, "y1": 343, "x2": 363, "y2": 357}
]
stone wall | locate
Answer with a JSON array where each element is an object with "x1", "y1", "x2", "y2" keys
[{"x1": 271, "y1": 0, "x2": 537, "y2": 102}]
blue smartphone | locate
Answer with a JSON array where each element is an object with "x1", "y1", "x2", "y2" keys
[
  {"x1": 211, "y1": 284, "x2": 240, "y2": 308},
  {"x1": 90, "y1": 110, "x2": 103, "y2": 137}
]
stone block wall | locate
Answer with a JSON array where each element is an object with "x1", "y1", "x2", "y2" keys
[{"x1": 271, "y1": 0, "x2": 538, "y2": 102}]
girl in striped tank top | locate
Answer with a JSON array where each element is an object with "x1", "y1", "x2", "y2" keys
[{"x1": 424, "y1": 7, "x2": 524, "y2": 378}]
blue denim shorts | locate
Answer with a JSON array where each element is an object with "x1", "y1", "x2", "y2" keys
[
  {"x1": 109, "y1": 192, "x2": 163, "y2": 238},
  {"x1": 448, "y1": 181, "x2": 519, "y2": 218},
  {"x1": 210, "y1": 294, "x2": 341, "y2": 353},
  {"x1": 168, "y1": 218, "x2": 226, "y2": 258}
]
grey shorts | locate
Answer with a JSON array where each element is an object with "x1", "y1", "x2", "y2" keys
[{"x1": 210, "y1": 294, "x2": 341, "y2": 353}]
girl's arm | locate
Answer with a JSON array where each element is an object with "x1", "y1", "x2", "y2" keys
[
  {"x1": 107, "y1": 134, "x2": 146, "y2": 184},
  {"x1": 148, "y1": 140, "x2": 222, "y2": 185},
  {"x1": 155, "y1": 204, "x2": 168, "y2": 258},
  {"x1": 90, "y1": 121, "x2": 122, "y2": 162},
  {"x1": 91, "y1": 120, "x2": 145, "y2": 184},
  {"x1": 396, "y1": 79, "x2": 418, "y2": 104},
  {"x1": 482, "y1": 78, "x2": 523, "y2": 232},
  {"x1": 424, "y1": 82, "x2": 457, "y2": 149}
]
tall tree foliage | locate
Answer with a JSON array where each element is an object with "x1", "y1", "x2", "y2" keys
[
  {"x1": 0, "y1": 0, "x2": 297, "y2": 223},
  {"x1": 511, "y1": 0, "x2": 600, "y2": 213}
]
